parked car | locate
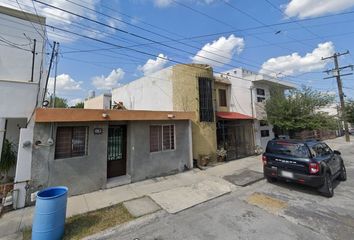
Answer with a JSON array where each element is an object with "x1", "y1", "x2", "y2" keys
[
  {"x1": 349, "y1": 128, "x2": 354, "y2": 135},
  {"x1": 263, "y1": 139, "x2": 346, "y2": 197}
]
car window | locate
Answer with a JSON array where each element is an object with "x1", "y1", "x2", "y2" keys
[
  {"x1": 312, "y1": 143, "x2": 331, "y2": 157},
  {"x1": 266, "y1": 141, "x2": 310, "y2": 158}
]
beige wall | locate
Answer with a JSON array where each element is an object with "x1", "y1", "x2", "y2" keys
[
  {"x1": 215, "y1": 82, "x2": 230, "y2": 112},
  {"x1": 84, "y1": 94, "x2": 111, "y2": 110},
  {"x1": 171, "y1": 64, "x2": 217, "y2": 161}
]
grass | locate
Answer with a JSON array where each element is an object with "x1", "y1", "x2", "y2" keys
[{"x1": 23, "y1": 203, "x2": 134, "y2": 240}]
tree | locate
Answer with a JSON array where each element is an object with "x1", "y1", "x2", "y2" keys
[
  {"x1": 265, "y1": 86, "x2": 336, "y2": 132},
  {"x1": 49, "y1": 96, "x2": 68, "y2": 108},
  {"x1": 0, "y1": 139, "x2": 16, "y2": 182},
  {"x1": 345, "y1": 99, "x2": 354, "y2": 124},
  {"x1": 73, "y1": 102, "x2": 84, "y2": 108}
]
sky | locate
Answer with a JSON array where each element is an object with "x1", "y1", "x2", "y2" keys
[{"x1": 2, "y1": 0, "x2": 354, "y2": 106}]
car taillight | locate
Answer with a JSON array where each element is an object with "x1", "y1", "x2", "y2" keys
[
  {"x1": 309, "y1": 162, "x2": 320, "y2": 174},
  {"x1": 262, "y1": 155, "x2": 267, "y2": 165}
]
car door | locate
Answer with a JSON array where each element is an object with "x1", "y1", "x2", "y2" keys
[
  {"x1": 323, "y1": 143, "x2": 341, "y2": 174},
  {"x1": 312, "y1": 143, "x2": 334, "y2": 174}
]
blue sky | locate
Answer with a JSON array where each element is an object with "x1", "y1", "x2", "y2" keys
[{"x1": 3, "y1": 0, "x2": 354, "y2": 105}]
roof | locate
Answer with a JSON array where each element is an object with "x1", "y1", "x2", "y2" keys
[
  {"x1": 0, "y1": 5, "x2": 45, "y2": 25},
  {"x1": 214, "y1": 77, "x2": 231, "y2": 85},
  {"x1": 216, "y1": 112, "x2": 254, "y2": 120},
  {"x1": 35, "y1": 108, "x2": 195, "y2": 123}
]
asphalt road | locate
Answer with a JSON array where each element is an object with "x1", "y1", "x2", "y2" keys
[{"x1": 92, "y1": 143, "x2": 354, "y2": 240}]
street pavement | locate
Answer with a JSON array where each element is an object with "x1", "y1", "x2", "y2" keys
[{"x1": 90, "y1": 139, "x2": 354, "y2": 240}]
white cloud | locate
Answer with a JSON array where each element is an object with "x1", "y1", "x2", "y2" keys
[
  {"x1": 153, "y1": 0, "x2": 217, "y2": 8},
  {"x1": 68, "y1": 98, "x2": 83, "y2": 106},
  {"x1": 260, "y1": 42, "x2": 335, "y2": 76},
  {"x1": 191, "y1": 34, "x2": 244, "y2": 67},
  {"x1": 284, "y1": 0, "x2": 354, "y2": 19},
  {"x1": 48, "y1": 74, "x2": 82, "y2": 93},
  {"x1": 138, "y1": 54, "x2": 168, "y2": 75},
  {"x1": 92, "y1": 68, "x2": 125, "y2": 90}
]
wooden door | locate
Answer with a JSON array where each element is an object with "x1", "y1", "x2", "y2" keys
[{"x1": 107, "y1": 126, "x2": 127, "y2": 178}]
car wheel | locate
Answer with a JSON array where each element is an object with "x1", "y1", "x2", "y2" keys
[
  {"x1": 321, "y1": 172, "x2": 334, "y2": 198},
  {"x1": 338, "y1": 163, "x2": 347, "y2": 181},
  {"x1": 266, "y1": 176, "x2": 276, "y2": 183}
]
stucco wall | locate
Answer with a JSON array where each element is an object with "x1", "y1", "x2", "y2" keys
[
  {"x1": 128, "y1": 120, "x2": 192, "y2": 182},
  {"x1": 31, "y1": 122, "x2": 108, "y2": 196},
  {"x1": 172, "y1": 64, "x2": 217, "y2": 160},
  {"x1": 84, "y1": 94, "x2": 111, "y2": 109},
  {"x1": 111, "y1": 67, "x2": 173, "y2": 110},
  {"x1": 214, "y1": 82, "x2": 230, "y2": 112}
]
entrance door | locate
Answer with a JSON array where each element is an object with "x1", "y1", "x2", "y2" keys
[{"x1": 107, "y1": 126, "x2": 127, "y2": 178}]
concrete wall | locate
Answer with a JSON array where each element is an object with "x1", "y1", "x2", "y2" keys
[
  {"x1": 128, "y1": 120, "x2": 192, "y2": 182},
  {"x1": 171, "y1": 64, "x2": 217, "y2": 161},
  {"x1": 31, "y1": 122, "x2": 108, "y2": 196},
  {"x1": 84, "y1": 94, "x2": 111, "y2": 109},
  {"x1": 0, "y1": 8, "x2": 45, "y2": 82},
  {"x1": 214, "y1": 82, "x2": 230, "y2": 112},
  {"x1": 254, "y1": 120, "x2": 274, "y2": 150},
  {"x1": 111, "y1": 67, "x2": 173, "y2": 110},
  {"x1": 31, "y1": 119, "x2": 192, "y2": 196}
]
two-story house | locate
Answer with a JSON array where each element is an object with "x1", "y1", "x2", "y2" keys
[
  {"x1": 0, "y1": 6, "x2": 46, "y2": 208},
  {"x1": 215, "y1": 68, "x2": 296, "y2": 156}
]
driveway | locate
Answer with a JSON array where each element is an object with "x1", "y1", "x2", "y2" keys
[{"x1": 90, "y1": 141, "x2": 354, "y2": 240}]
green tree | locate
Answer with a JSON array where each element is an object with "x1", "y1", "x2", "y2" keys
[
  {"x1": 265, "y1": 86, "x2": 336, "y2": 132},
  {"x1": 49, "y1": 96, "x2": 68, "y2": 108},
  {"x1": 73, "y1": 102, "x2": 84, "y2": 108},
  {"x1": 345, "y1": 99, "x2": 354, "y2": 124},
  {"x1": 0, "y1": 139, "x2": 16, "y2": 181}
]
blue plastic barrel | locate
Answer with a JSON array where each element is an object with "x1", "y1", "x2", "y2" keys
[{"x1": 32, "y1": 186, "x2": 68, "y2": 240}]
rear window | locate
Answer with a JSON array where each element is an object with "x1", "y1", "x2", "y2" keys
[{"x1": 266, "y1": 141, "x2": 310, "y2": 158}]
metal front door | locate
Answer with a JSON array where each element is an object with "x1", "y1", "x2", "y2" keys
[{"x1": 107, "y1": 126, "x2": 127, "y2": 178}]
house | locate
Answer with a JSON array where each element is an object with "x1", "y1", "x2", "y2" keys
[
  {"x1": 0, "y1": 6, "x2": 46, "y2": 208},
  {"x1": 216, "y1": 68, "x2": 296, "y2": 154},
  {"x1": 30, "y1": 108, "x2": 194, "y2": 197},
  {"x1": 110, "y1": 64, "x2": 218, "y2": 163}
]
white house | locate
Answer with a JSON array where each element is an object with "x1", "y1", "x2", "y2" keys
[
  {"x1": 0, "y1": 6, "x2": 46, "y2": 208},
  {"x1": 217, "y1": 68, "x2": 296, "y2": 150}
]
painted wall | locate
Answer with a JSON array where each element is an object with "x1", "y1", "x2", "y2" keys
[
  {"x1": 84, "y1": 94, "x2": 111, "y2": 109},
  {"x1": 171, "y1": 64, "x2": 217, "y2": 160},
  {"x1": 214, "y1": 82, "x2": 230, "y2": 112},
  {"x1": 128, "y1": 120, "x2": 192, "y2": 182},
  {"x1": 111, "y1": 67, "x2": 173, "y2": 110},
  {"x1": 31, "y1": 122, "x2": 108, "y2": 196},
  {"x1": 0, "y1": 7, "x2": 45, "y2": 82},
  {"x1": 254, "y1": 120, "x2": 274, "y2": 150}
]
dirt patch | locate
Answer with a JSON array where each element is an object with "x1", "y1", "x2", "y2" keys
[{"x1": 246, "y1": 192, "x2": 287, "y2": 214}]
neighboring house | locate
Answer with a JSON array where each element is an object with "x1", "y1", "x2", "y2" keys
[
  {"x1": 30, "y1": 108, "x2": 194, "y2": 197},
  {"x1": 216, "y1": 68, "x2": 296, "y2": 152},
  {"x1": 110, "y1": 64, "x2": 218, "y2": 163},
  {"x1": 0, "y1": 6, "x2": 46, "y2": 208}
]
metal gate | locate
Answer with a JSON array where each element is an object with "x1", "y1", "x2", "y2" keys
[{"x1": 217, "y1": 120, "x2": 255, "y2": 160}]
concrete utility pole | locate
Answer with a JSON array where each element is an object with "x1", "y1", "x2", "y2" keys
[{"x1": 322, "y1": 51, "x2": 353, "y2": 142}]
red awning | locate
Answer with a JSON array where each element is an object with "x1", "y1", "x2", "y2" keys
[{"x1": 216, "y1": 112, "x2": 254, "y2": 120}]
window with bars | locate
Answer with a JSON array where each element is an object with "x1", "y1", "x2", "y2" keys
[
  {"x1": 55, "y1": 127, "x2": 88, "y2": 159},
  {"x1": 150, "y1": 125, "x2": 175, "y2": 152},
  {"x1": 261, "y1": 130, "x2": 270, "y2": 137},
  {"x1": 218, "y1": 89, "x2": 227, "y2": 107},
  {"x1": 198, "y1": 77, "x2": 214, "y2": 122}
]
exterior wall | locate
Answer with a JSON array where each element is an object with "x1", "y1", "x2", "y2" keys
[
  {"x1": 128, "y1": 120, "x2": 192, "y2": 182},
  {"x1": 31, "y1": 122, "x2": 108, "y2": 196},
  {"x1": 31, "y1": 119, "x2": 192, "y2": 197},
  {"x1": 214, "y1": 82, "x2": 230, "y2": 112},
  {"x1": 252, "y1": 82, "x2": 271, "y2": 120},
  {"x1": 111, "y1": 67, "x2": 173, "y2": 110},
  {"x1": 254, "y1": 120, "x2": 274, "y2": 150},
  {"x1": 171, "y1": 64, "x2": 217, "y2": 160},
  {"x1": 0, "y1": 6, "x2": 45, "y2": 83},
  {"x1": 84, "y1": 94, "x2": 111, "y2": 109}
]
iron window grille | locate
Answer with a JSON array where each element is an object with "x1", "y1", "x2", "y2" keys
[
  {"x1": 198, "y1": 77, "x2": 214, "y2": 122},
  {"x1": 55, "y1": 126, "x2": 88, "y2": 159},
  {"x1": 260, "y1": 130, "x2": 270, "y2": 137},
  {"x1": 150, "y1": 125, "x2": 175, "y2": 152}
]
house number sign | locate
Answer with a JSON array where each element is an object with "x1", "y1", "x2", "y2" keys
[{"x1": 94, "y1": 128, "x2": 103, "y2": 135}]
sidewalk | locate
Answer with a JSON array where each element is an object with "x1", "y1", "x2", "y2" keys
[{"x1": 0, "y1": 137, "x2": 350, "y2": 238}]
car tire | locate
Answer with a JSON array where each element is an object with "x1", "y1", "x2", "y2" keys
[
  {"x1": 266, "y1": 176, "x2": 276, "y2": 183},
  {"x1": 321, "y1": 172, "x2": 334, "y2": 198},
  {"x1": 338, "y1": 163, "x2": 347, "y2": 181}
]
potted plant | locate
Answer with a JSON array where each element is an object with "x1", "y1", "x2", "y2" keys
[
  {"x1": 0, "y1": 139, "x2": 16, "y2": 183},
  {"x1": 216, "y1": 147, "x2": 227, "y2": 162}
]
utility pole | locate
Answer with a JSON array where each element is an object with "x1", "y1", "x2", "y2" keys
[
  {"x1": 42, "y1": 41, "x2": 57, "y2": 103},
  {"x1": 52, "y1": 43, "x2": 59, "y2": 108},
  {"x1": 30, "y1": 39, "x2": 36, "y2": 82},
  {"x1": 322, "y1": 51, "x2": 353, "y2": 142}
]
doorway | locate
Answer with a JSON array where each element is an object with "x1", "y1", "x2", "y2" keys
[{"x1": 107, "y1": 125, "x2": 127, "y2": 178}]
